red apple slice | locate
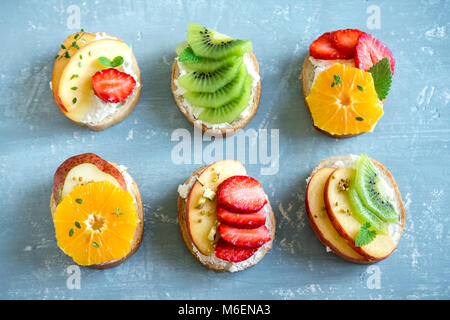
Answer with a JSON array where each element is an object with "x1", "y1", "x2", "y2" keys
[
  {"x1": 324, "y1": 167, "x2": 397, "y2": 261},
  {"x1": 305, "y1": 167, "x2": 368, "y2": 263}
]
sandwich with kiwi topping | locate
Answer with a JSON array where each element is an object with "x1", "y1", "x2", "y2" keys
[{"x1": 171, "y1": 23, "x2": 261, "y2": 136}]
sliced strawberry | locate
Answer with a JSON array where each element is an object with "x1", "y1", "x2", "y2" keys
[
  {"x1": 217, "y1": 176, "x2": 267, "y2": 213},
  {"x1": 215, "y1": 239, "x2": 258, "y2": 263},
  {"x1": 219, "y1": 224, "x2": 271, "y2": 248},
  {"x1": 355, "y1": 33, "x2": 395, "y2": 74},
  {"x1": 309, "y1": 32, "x2": 347, "y2": 60},
  {"x1": 217, "y1": 206, "x2": 266, "y2": 229},
  {"x1": 92, "y1": 68, "x2": 136, "y2": 103},
  {"x1": 332, "y1": 29, "x2": 364, "y2": 58}
]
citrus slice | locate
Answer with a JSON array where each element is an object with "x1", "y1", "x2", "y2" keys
[
  {"x1": 53, "y1": 181, "x2": 138, "y2": 266},
  {"x1": 306, "y1": 63, "x2": 383, "y2": 136}
]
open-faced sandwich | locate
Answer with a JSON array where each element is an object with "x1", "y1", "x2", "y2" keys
[
  {"x1": 305, "y1": 154, "x2": 405, "y2": 263},
  {"x1": 301, "y1": 29, "x2": 395, "y2": 138},
  {"x1": 177, "y1": 160, "x2": 275, "y2": 272},
  {"x1": 52, "y1": 30, "x2": 141, "y2": 130},
  {"x1": 50, "y1": 153, "x2": 144, "y2": 269},
  {"x1": 171, "y1": 23, "x2": 261, "y2": 136}
]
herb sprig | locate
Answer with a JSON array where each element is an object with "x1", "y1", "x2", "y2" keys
[
  {"x1": 55, "y1": 29, "x2": 86, "y2": 60},
  {"x1": 331, "y1": 74, "x2": 343, "y2": 87},
  {"x1": 355, "y1": 222, "x2": 377, "y2": 247}
]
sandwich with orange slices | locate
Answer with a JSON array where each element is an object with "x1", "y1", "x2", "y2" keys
[
  {"x1": 50, "y1": 153, "x2": 143, "y2": 269},
  {"x1": 51, "y1": 30, "x2": 141, "y2": 130},
  {"x1": 301, "y1": 29, "x2": 395, "y2": 138}
]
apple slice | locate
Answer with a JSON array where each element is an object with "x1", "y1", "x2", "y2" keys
[
  {"x1": 324, "y1": 167, "x2": 397, "y2": 261},
  {"x1": 52, "y1": 32, "x2": 97, "y2": 112},
  {"x1": 186, "y1": 160, "x2": 246, "y2": 255},
  {"x1": 305, "y1": 167, "x2": 367, "y2": 263},
  {"x1": 57, "y1": 39, "x2": 136, "y2": 122},
  {"x1": 53, "y1": 153, "x2": 127, "y2": 204}
]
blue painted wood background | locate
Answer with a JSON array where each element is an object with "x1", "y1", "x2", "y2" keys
[{"x1": 0, "y1": 0, "x2": 449, "y2": 299}]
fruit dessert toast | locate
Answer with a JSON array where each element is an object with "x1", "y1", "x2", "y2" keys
[
  {"x1": 50, "y1": 153, "x2": 144, "y2": 269},
  {"x1": 171, "y1": 23, "x2": 261, "y2": 136},
  {"x1": 177, "y1": 160, "x2": 275, "y2": 272},
  {"x1": 52, "y1": 30, "x2": 141, "y2": 130},
  {"x1": 301, "y1": 29, "x2": 395, "y2": 138},
  {"x1": 305, "y1": 154, "x2": 405, "y2": 263}
]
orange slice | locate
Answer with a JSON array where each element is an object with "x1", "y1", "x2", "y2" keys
[
  {"x1": 53, "y1": 181, "x2": 138, "y2": 266},
  {"x1": 306, "y1": 63, "x2": 383, "y2": 136}
]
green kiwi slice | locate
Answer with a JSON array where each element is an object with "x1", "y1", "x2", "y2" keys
[
  {"x1": 181, "y1": 54, "x2": 237, "y2": 73},
  {"x1": 354, "y1": 155, "x2": 398, "y2": 223},
  {"x1": 187, "y1": 23, "x2": 252, "y2": 59},
  {"x1": 176, "y1": 41, "x2": 189, "y2": 56},
  {"x1": 177, "y1": 56, "x2": 243, "y2": 93},
  {"x1": 198, "y1": 75, "x2": 253, "y2": 124},
  {"x1": 183, "y1": 63, "x2": 248, "y2": 108}
]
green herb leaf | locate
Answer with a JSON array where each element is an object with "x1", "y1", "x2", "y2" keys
[
  {"x1": 79, "y1": 54, "x2": 83, "y2": 60},
  {"x1": 368, "y1": 57, "x2": 392, "y2": 100},
  {"x1": 98, "y1": 56, "x2": 124, "y2": 68},
  {"x1": 355, "y1": 222, "x2": 377, "y2": 247},
  {"x1": 112, "y1": 207, "x2": 125, "y2": 217},
  {"x1": 74, "y1": 33, "x2": 79, "y2": 40},
  {"x1": 357, "y1": 85, "x2": 364, "y2": 91},
  {"x1": 70, "y1": 74, "x2": 79, "y2": 80},
  {"x1": 72, "y1": 97, "x2": 77, "y2": 104},
  {"x1": 75, "y1": 221, "x2": 81, "y2": 229},
  {"x1": 75, "y1": 198, "x2": 83, "y2": 204},
  {"x1": 356, "y1": 116, "x2": 364, "y2": 121},
  {"x1": 61, "y1": 44, "x2": 66, "y2": 50},
  {"x1": 98, "y1": 56, "x2": 112, "y2": 67},
  {"x1": 93, "y1": 242, "x2": 99, "y2": 248},
  {"x1": 64, "y1": 51, "x2": 70, "y2": 59},
  {"x1": 71, "y1": 87, "x2": 78, "y2": 90},
  {"x1": 178, "y1": 46, "x2": 202, "y2": 63},
  {"x1": 69, "y1": 228, "x2": 74, "y2": 237},
  {"x1": 112, "y1": 56, "x2": 124, "y2": 67},
  {"x1": 331, "y1": 74, "x2": 343, "y2": 87}
]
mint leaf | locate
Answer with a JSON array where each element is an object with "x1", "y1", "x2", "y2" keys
[
  {"x1": 368, "y1": 57, "x2": 392, "y2": 100},
  {"x1": 178, "y1": 46, "x2": 202, "y2": 63},
  {"x1": 355, "y1": 222, "x2": 377, "y2": 247},
  {"x1": 98, "y1": 56, "x2": 124, "y2": 68},
  {"x1": 112, "y1": 56, "x2": 124, "y2": 67}
]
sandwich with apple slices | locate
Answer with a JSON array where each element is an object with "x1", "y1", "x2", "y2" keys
[
  {"x1": 301, "y1": 29, "x2": 395, "y2": 138},
  {"x1": 171, "y1": 23, "x2": 261, "y2": 136},
  {"x1": 305, "y1": 154, "x2": 405, "y2": 263},
  {"x1": 177, "y1": 160, "x2": 275, "y2": 272},
  {"x1": 52, "y1": 30, "x2": 141, "y2": 130},
  {"x1": 50, "y1": 153, "x2": 144, "y2": 269}
]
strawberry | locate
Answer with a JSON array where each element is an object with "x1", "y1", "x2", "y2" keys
[
  {"x1": 217, "y1": 206, "x2": 266, "y2": 229},
  {"x1": 214, "y1": 239, "x2": 257, "y2": 263},
  {"x1": 219, "y1": 224, "x2": 271, "y2": 248},
  {"x1": 217, "y1": 176, "x2": 267, "y2": 213},
  {"x1": 92, "y1": 68, "x2": 136, "y2": 103},
  {"x1": 332, "y1": 29, "x2": 364, "y2": 58},
  {"x1": 355, "y1": 33, "x2": 395, "y2": 74},
  {"x1": 309, "y1": 32, "x2": 347, "y2": 60}
]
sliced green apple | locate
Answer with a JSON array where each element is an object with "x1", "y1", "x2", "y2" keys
[{"x1": 186, "y1": 160, "x2": 246, "y2": 255}]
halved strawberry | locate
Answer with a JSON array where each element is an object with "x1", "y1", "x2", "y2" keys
[
  {"x1": 219, "y1": 224, "x2": 271, "y2": 248},
  {"x1": 355, "y1": 33, "x2": 395, "y2": 74},
  {"x1": 92, "y1": 68, "x2": 136, "y2": 103},
  {"x1": 332, "y1": 29, "x2": 364, "y2": 58},
  {"x1": 309, "y1": 32, "x2": 347, "y2": 60},
  {"x1": 217, "y1": 206, "x2": 266, "y2": 229},
  {"x1": 217, "y1": 176, "x2": 267, "y2": 213},
  {"x1": 215, "y1": 239, "x2": 258, "y2": 263}
]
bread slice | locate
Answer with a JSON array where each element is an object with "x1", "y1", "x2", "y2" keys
[
  {"x1": 308, "y1": 154, "x2": 405, "y2": 262},
  {"x1": 51, "y1": 35, "x2": 141, "y2": 131},
  {"x1": 49, "y1": 162, "x2": 144, "y2": 269},
  {"x1": 171, "y1": 52, "x2": 261, "y2": 137},
  {"x1": 177, "y1": 165, "x2": 275, "y2": 272},
  {"x1": 301, "y1": 55, "x2": 385, "y2": 139}
]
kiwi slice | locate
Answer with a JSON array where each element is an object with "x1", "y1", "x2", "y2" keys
[
  {"x1": 178, "y1": 56, "x2": 243, "y2": 93},
  {"x1": 354, "y1": 155, "x2": 398, "y2": 223},
  {"x1": 183, "y1": 63, "x2": 248, "y2": 108},
  {"x1": 348, "y1": 183, "x2": 389, "y2": 234},
  {"x1": 182, "y1": 54, "x2": 237, "y2": 73},
  {"x1": 198, "y1": 75, "x2": 253, "y2": 124},
  {"x1": 176, "y1": 41, "x2": 189, "y2": 56},
  {"x1": 187, "y1": 23, "x2": 252, "y2": 59}
]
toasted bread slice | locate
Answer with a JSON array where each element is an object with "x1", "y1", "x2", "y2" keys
[
  {"x1": 307, "y1": 155, "x2": 405, "y2": 263},
  {"x1": 50, "y1": 162, "x2": 144, "y2": 269},
  {"x1": 301, "y1": 55, "x2": 385, "y2": 139},
  {"x1": 171, "y1": 52, "x2": 261, "y2": 137},
  {"x1": 177, "y1": 165, "x2": 275, "y2": 272},
  {"x1": 51, "y1": 33, "x2": 141, "y2": 131}
]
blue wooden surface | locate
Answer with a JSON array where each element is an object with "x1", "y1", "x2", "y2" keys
[{"x1": 0, "y1": 0, "x2": 449, "y2": 300}]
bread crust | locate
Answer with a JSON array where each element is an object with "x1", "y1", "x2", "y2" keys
[
  {"x1": 301, "y1": 55, "x2": 385, "y2": 139},
  {"x1": 177, "y1": 165, "x2": 275, "y2": 272},
  {"x1": 52, "y1": 37, "x2": 141, "y2": 131},
  {"x1": 171, "y1": 52, "x2": 261, "y2": 137},
  {"x1": 308, "y1": 155, "x2": 406, "y2": 262},
  {"x1": 50, "y1": 162, "x2": 144, "y2": 269}
]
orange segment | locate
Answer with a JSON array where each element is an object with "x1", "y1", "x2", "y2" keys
[
  {"x1": 53, "y1": 181, "x2": 138, "y2": 266},
  {"x1": 306, "y1": 63, "x2": 383, "y2": 136}
]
